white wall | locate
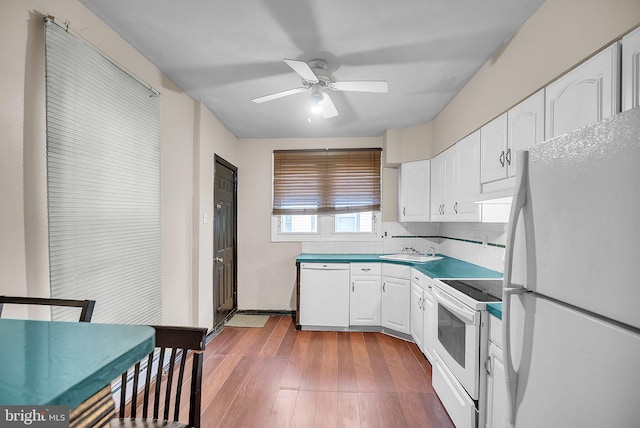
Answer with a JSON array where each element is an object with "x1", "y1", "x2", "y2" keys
[
  {"x1": 193, "y1": 102, "x2": 240, "y2": 327},
  {"x1": 1, "y1": 0, "x2": 236, "y2": 327},
  {"x1": 431, "y1": 0, "x2": 640, "y2": 155},
  {"x1": 237, "y1": 137, "x2": 382, "y2": 311}
]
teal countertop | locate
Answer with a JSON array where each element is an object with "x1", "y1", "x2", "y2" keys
[
  {"x1": 486, "y1": 303, "x2": 503, "y2": 319},
  {"x1": 0, "y1": 319, "x2": 155, "y2": 408},
  {"x1": 296, "y1": 253, "x2": 503, "y2": 279}
]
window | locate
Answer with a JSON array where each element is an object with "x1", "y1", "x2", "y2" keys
[
  {"x1": 45, "y1": 18, "x2": 161, "y2": 325},
  {"x1": 335, "y1": 212, "x2": 374, "y2": 233},
  {"x1": 280, "y1": 215, "x2": 317, "y2": 233},
  {"x1": 272, "y1": 149, "x2": 381, "y2": 241}
]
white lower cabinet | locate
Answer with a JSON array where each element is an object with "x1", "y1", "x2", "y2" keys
[
  {"x1": 410, "y1": 268, "x2": 436, "y2": 363},
  {"x1": 350, "y1": 263, "x2": 382, "y2": 326},
  {"x1": 485, "y1": 316, "x2": 507, "y2": 428},
  {"x1": 422, "y1": 278, "x2": 436, "y2": 363},
  {"x1": 410, "y1": 280, "x2": 425, "y2": 350},
  {"x1": 382, "y1": 264, "x2": 411, "y2": 334}
]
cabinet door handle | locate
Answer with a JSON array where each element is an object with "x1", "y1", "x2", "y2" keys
[
  {"x1": 383, "y1": 282, "x2": 386, "y2": 292},
  {"x1": 506, "y1": 148, "x2": 512, "y2": 165},
  {"x1": 403, "y1": 207, "x2": 406, "y2": 216},
  {"x1": 499, "y1": 151, "x2": 505, "y2": 167},
  {"x1": 454, "y1": 202, "x2": 458, "y2": 214},
  {"x1": 361, "y1": 268, "x2": 371, "y2": 272},
  {"x1": 485, "y1": 357, "x2": 492, "y2": 376},
  {"x1": 352, "y1": 283, "x2": 355, "y2": 292}
]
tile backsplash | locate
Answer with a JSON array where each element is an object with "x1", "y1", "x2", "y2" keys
[{"x1": 301, "y1": 221, "x2": 507, "y2": 273}]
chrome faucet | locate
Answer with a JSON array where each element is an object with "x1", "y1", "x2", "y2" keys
[
  {"x1": 401, "y1": 247, "x2": 419, "y2": 255},
  {"x1": 427, "y1": 246, "x2": 436, "y2": 257}
]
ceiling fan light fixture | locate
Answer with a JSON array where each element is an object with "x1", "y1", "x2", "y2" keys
[{"x1": 310, "y1": 85, "x2": 323, "y2": 114}]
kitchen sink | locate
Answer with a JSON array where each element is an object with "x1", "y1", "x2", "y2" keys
[{"x1": 379, "y1": 254, "x2": 443, "y2": 263}]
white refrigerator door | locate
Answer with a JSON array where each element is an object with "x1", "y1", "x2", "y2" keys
[
  {"x1": 510, "y1": 293, "x2": 640, "y2": 428},
  {"x1": 524, "y1": 107, "x2": 640, "y2": 329}
]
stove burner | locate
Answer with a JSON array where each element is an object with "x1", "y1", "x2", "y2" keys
[{"x1": 440, "y1": 279, "x2": 502, "y2": 302}]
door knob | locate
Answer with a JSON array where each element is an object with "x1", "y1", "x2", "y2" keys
[{"x1": 215, "y1": 257, "x2": 224, "y2": 263}]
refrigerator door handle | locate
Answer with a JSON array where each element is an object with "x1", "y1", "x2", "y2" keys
[{"x1": 502, "y1": 150, "x2": 529, "y2": 427}]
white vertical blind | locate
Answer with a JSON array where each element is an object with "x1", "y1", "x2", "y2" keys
[{"x1": 44, "y1": 19, "x2": 162, "y2": 325}]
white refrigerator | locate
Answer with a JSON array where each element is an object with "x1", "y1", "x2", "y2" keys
[{"x1": 502, "y1": 107, "x2": 640, "y2": 428}]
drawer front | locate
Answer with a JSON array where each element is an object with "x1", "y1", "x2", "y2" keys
[
  {"x1": 489, "y1": 315, "x2": 503, "y2": 348},
  {"x1": 410, "y1": 268, "x2": 426, "y2": 288},
  {"x1": 382, "y1": 263, "x2": 411, "y2": 279},
  {"x1": 350, "y1": 263, "x2": 381, "y2": 276}
]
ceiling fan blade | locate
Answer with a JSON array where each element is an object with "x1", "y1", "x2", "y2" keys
[
  {"x1": 284, "y1": 59, "x2": 319, "y2": 83},
  {"x1": 251, "y1": 87, "x2": 307, "y2": 104},
  {"x1": 319, "y1": 93, "x2": 339, "y2": 119},
  {"x1": 331, "y1": 80, "x2": 388, "y2": 93}
]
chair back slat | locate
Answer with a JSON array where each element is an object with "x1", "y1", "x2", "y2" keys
[
  {"x1": 119, "y1": 372, "x2": 128, "y2": 419},
  {"x1": 142, "y1": 353, "x2": 154, "y2": 418},
  {"x1": 189, "y1": 351, "x2": 204, "y2": 428},
  {"x1": 163, "y1": 348, "x2": 178, "y2": 420},
  {"x1": 130, "y1": 361, "x2": 142, "y2": 418},
  {"x1": 173, "y1": 349, "x2": 188, "y2": 421},
  {"x1": 0, "y1": 296, "x2": 95, "y2": 322},
  {"x1": 152, "y1": 347, "x2": 165, "y2": 419}
]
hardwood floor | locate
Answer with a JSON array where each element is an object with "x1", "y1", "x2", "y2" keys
[{"x1": 197, "y1": 315, "x2": 454, "y2": 428}]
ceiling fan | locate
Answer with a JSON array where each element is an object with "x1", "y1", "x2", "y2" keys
[{"x1": 251, "y1": 59, "x2": 388, "y2": 119}]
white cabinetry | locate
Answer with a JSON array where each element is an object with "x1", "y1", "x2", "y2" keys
[
  {"x1": 545, "y1": 43, "x2": 620, "y2": 139},
  {"x1": 430, "y1": 152, "x2": 445, "y2": 221},
  {"x1": 485, "y1": 315, "x2": 507, "y2": 428},
  {"x1": 410, "y1": 271, "x2": 425, "y2": 350},
  {"x1": 480, "y1": 113, "x2": 508, "y2": 185},
  {"x1": 480, "y1": 90, "x2": 545, "y2": 201},
  {"x1": 350, "y1": 263, "x2": 382, "y2": 326},
  {"x1": 382, "y1": 263, "x2": 411, "y2": 334},
  {"x1": 410, "y1": 268, "x2": 436, "y2": 363},
  {"x1": 430, "y1": 131, "x2": 481, "y2": 222},
  {"x1": 398, "y1": 159, "x2": 430, "y2": 222},
  {"x1": 622, "y1": 26, "x2": 640, "y2": 112},
  {"x1": 507, "y1": 90, "x2": 545, "y2": 179},
  {"x1": 422, "y1": 276, "x2": 436, "y2": 363},
  {"x1": 300, "y1": 263, "x2": 350, "y2": 330}
]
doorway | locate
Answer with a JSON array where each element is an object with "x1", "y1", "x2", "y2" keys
[{"x1": 213, "y1": 155, "x2": 237, "y2": 327}]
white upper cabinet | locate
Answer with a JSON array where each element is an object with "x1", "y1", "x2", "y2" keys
[
  {"x1": 622, "y1": 26, "x2": 640, "y2": 112},
  {"x1": 431, "y1": 132, "x2": 481, "y2": 222},
  {"x1": 454, "y1": 131, "x2": 482, "y2": 220},
  {"x1": 545, "y1": 43, "x2": 620, "y2": 139},
  {"x1": 480, "y1": 113, "x2": 508, "y2": 184},
  {"x1": 507, "y1": 89, "x2": 545, "y2": 179},
  {"x1": 481, "y1": 90, "x2": 545, "y2": 188},
  {"x1": 430, "y1": 153, "x2": 445, "y2": 221},
  {"x1": 398, "y1": 159, "x2": 430, "y2": 222}
]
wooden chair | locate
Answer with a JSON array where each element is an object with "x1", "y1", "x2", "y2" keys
[
  {"x1": 111, "y1": 325, "x2": 208, "y2": 428},
  {"x1": 0, "y1": 295, "x2": 95, "y2": 322}
]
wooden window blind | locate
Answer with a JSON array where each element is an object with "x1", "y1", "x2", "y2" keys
[{"x1": 273, "y1": 148, "x2": 381, "y2": 215}]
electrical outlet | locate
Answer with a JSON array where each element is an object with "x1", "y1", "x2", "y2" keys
[
  {"x1": 482, "y1": 234, "x2": 488, "y2": 246},
  {"x1": 203, "y1": 213, "x2": 208, "y2": 224}
]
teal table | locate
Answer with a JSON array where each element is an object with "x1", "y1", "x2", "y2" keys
[{"x1": 0, "y1": 319, "x2": 155, "y2": 409}]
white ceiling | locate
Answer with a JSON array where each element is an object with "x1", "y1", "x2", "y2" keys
[{"x1": 79, "y1": 0, "x2": 545, "y2": 139}]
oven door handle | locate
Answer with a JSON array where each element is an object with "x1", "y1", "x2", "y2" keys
[{"x1": 433, "y1": 287, "x2": 477, "y2": 324}]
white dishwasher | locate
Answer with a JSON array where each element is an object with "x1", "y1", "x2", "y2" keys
[{"x1": 299, "y1": 262, "x2": 350, "y2": 330}]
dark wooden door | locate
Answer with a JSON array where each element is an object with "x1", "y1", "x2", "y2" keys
[{"x1": 213, "y1": 156, "x2": 237, "y2": 327}]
